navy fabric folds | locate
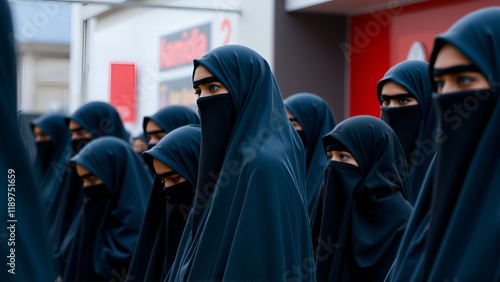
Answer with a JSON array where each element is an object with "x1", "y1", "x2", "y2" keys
[
  {"x1": 0, "y1": 1, "x2": 55, "y2": 280},
  {"x1": 285, "y1": 92, "x2": 336, "y2": 215},
  {"x1": 127, "y1": 125, "x2": 200, "y2": 281},
  {"x1": 64, "y1": 137, "x2": 150, "y2": 281},
  {"x1": 166, "y1": 45, "x2": 315, "y2": 281}
]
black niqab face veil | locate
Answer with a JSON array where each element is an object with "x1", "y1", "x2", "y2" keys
[
  {"x1": 316, "y1": 116, "x2": 413, "y2": 282},
  {"x1": 377, "y1": 60, "x2": 436, "y2": 202},
  {"x1": 192, "y1": 81, "x2": 236, "y2": 233},
  {"x1": 380, "y1": 105, "x2": 421, "y2": 160},
  {"x1": 416, "y1": 7, "x2": 500, "y2": 281}
]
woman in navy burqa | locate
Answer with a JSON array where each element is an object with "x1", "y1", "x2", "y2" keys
[
  {"x1": 166, "y1": 45, "x2": 315, "y2": 281},
  {"x1": 388, "y1": 7, "x2": 500, "y2": 281},
  {"x1": 377, "y1": 60, "x2": 436, "y2": 203},
  {"x1": 284, "y1": 93, "x2": 336, "y2": 214},
  {"x1": 64, "y1": 136, "x2": 150, "y2": 281},
  {"x1": 315, "y1": 116, "x2": 413, "y2": 281},
  {"x1": 31, "y1": 114, "x2": 72, "y2": 256},
  {"x1": 127, "y1": 125, "x2": 200, "y2": 281}
]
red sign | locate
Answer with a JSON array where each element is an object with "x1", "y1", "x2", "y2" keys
[
  {"x1": 159, "y1": 23, "x2": 211, "y2": 71},
  {"x1": 109, "y1": 62, "x2": 136, "y2": 122}
]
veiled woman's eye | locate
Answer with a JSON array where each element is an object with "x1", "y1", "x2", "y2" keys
[
  {"x1": 209, "y1": 84, "x2": 221, "y2": 92},
  {"x1": 399, "y1": 98, "x2": 409, "y2": 105},
  {"x1": 458, "y1": 75, "x2": 474, "y2": 85},
  {"x1": 434, "y1": 80, "x2": 444, "y2": 92}
]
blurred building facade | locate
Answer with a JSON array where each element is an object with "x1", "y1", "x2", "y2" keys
[{"x1": 10, "y1": 0, "x2": 72, "y2": 115}]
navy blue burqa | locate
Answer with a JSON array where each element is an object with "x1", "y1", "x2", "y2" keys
[
  {"x1": 166, "y1": 45, "x2": 315, "y2": 281},
  {"x1": 142, "y1": 105, "x2": 200, "y2": 138},
  {"x1": 64, "y1": 136, "x2": 150, "y2": 281},
  {"x1": 377, "y1": 60, "x2": 436, "y2": 203},
  {"x1": 0, "y1": 0, "x2": 55, "y2": 280},
  {"x1": 31, "y1": 114, "x2": 72, "y2": 253},
  {"x1": 316, "y1": 116, "x2": 413, "y2": 282},
  {"x1": 53, "y1": 102, "x2": 130, "y2": 273},
  {"x1": 390, "y1": 7, "x2": 500, "y2": 281},
  {"x1": 127, "y1": 125, "x2": 200, "y2": 282},
  {"x1": 284, "y1": 93, "x2": 336, "y2": 215},
  {"x1": 386, "y1": 156, "x2": 435, "y2": 282}
]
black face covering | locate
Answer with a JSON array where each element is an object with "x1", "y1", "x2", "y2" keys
[
  {"x1": 323, "y1": 160, "x2": 362, "y2": 208},
  {"x1": 425, "y1": 89, "x2": 493, "y2": 271},
  {"x1": 192, "y1": 93, "x2": 235, "y2": 234},
  {"x1": 163, "y1": 180, "x2": 194, "y2": 201},
  {"x1": 296, "y1": 130, "x2": 308, "y2": 148},
  {"x1": 81, "y1": 183, "x2": 109, "y2": 240},
  {"x1": 381, "y1": 105, "x2": 422, "y2": 164},
  {"x1": 36, "y1": 140, "x2": 55, "y2": 172},
  {"x1": 316, "y1": 160, "x2": 362, "y2": 276},
  {"x1": 71, "y1": 138, "x2": 92, "y2": 155},
  {"x1": 164, "y1": 180, "x2": 196, "y2": 273},
  {"x1": 148, "y1": 143, "x2": 157, "y2": 150}
]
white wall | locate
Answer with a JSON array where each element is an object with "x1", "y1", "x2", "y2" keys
[
  {"x1": 70, "y1": 0, "x2": 275, "y2": 136},
  {"x1": 285, "y1": 0, "x2": 331, "y2": 12},
  {"x1": 239, "y1": 0, "x2": 275, "y2": 68}
]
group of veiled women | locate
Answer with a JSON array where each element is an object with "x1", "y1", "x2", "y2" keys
[{"x1": 2, "y1": 1, "x2": 500, "y2": 280}]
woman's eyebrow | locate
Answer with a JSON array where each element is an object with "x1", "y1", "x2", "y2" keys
[
  {"x1": 433, "y1": 64, "x2": 480, "y2": 76},
  {"x1": 157, "y1": 170, "x2": 178, "y2": 178},
  {"x1": 79, "y1": 172, "x2": 95, "y2": 179},
  {"x1": 380, "y1": 93, "x2": 414, "y2": 100},
  {"x1": 193, "y1": 76, "x2": 220, "y2": 88}
]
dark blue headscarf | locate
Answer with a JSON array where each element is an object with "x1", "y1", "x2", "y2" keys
[
  {"x1": 127, "y1": 125, "x2": 200, "y2": 282},
  {"x1": 142, "y1": 105, "x2": 200, "y2": 135},
  {"x1": 64, "y1": 136, "x2": 150, "y2": 281},
  {"x1": 0, "y1": 0, "x2": 55, "y2": 280},
  {"x1": 316, "y1": 116, "x2": 413, "y2": 281},
  {"x1": 68, "y1": 101, "x2": 129, "y2": 140},
  {"x1": 285, "y1": 92, "x2": 336, "y2": 214},
  {"x1": 167, "y1": 45, "x2": 315, "y2": 281},
  {"x1": 377, "y1": 60, "x2": 436, "y2": 203}
]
